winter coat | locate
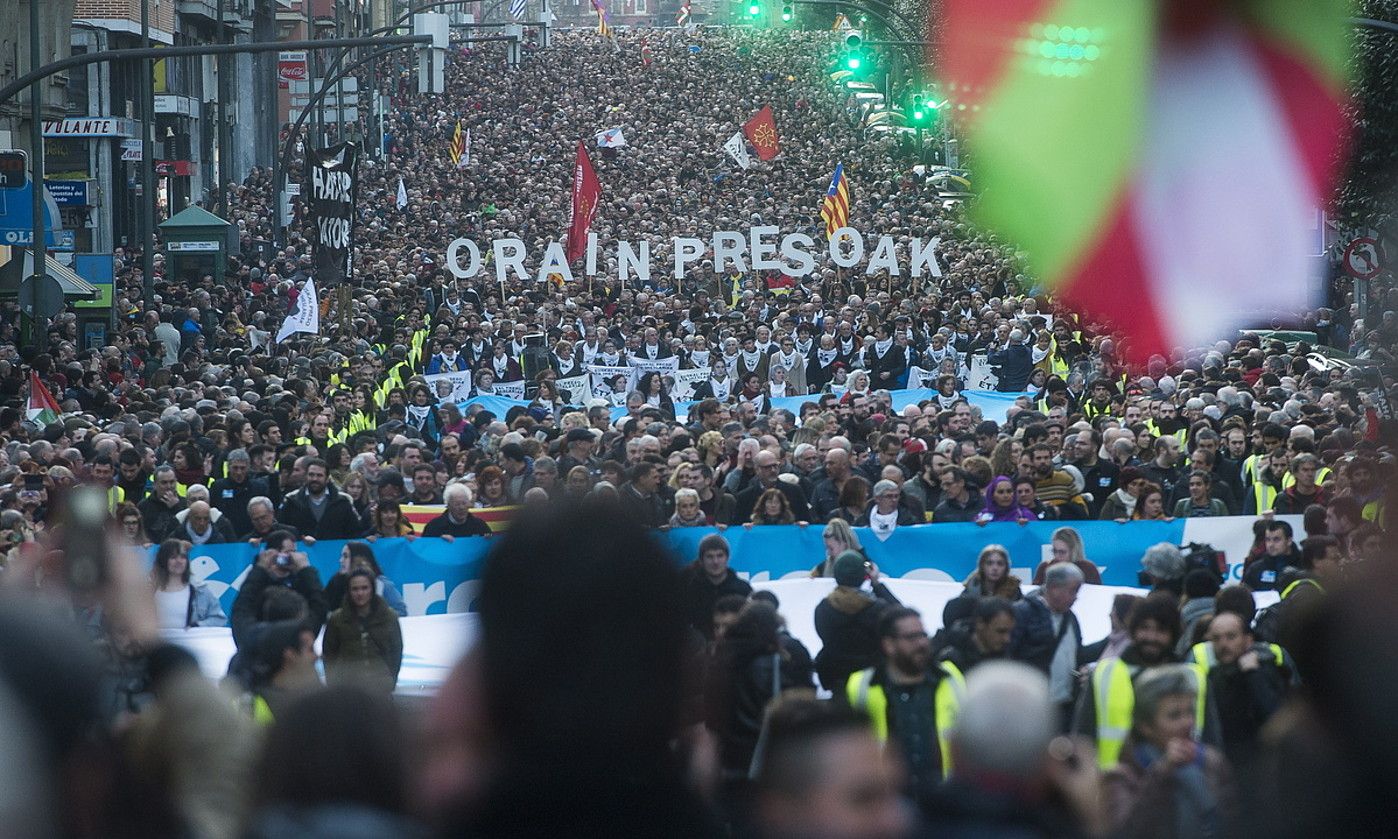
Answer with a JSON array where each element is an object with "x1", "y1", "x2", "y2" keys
[
  {"x1": 813, "y1": 583, "x2": 901, "y2": 691},
  {"x1": 987, "y1": 343, "x2": 1033, "y2": 392},
  {"x1": 322, "y1": 598, "x2": 404, "y2": 692},
  {"x1": 1009, "y1": 591, "x2": 1085, "y2": 675},
  {"x1": 324, "y1": 572, "x2": 409, "y2": 618},
  {"x1": 277, "y1": 483, "x2": 366, "y2": 540},
  {"x1": 704, "y1": 644, "x2": 811, "y2": 777},
  {"x1": 679, "y1": 564, "x2": 752, "y2": 639},
  {"x1": 961, "y1": 571, "x2": 1024, "y2": 601},
  {"x1": 230, "y1": 564, "x2": 329, "y2": 650},
  {"x1": 1104, "y1": 736, "x2": 1236, "y2": 839}
]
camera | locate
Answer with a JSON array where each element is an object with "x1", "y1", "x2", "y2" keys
[{"x1": 275, "y1": 552, "x2": 292, "y2": 569}]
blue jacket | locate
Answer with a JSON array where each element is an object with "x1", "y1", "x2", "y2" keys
[
  {"x1": 186, "y1": 583, "x2": 228, "y2": 628},
  {"x1": 988, "y1": 343, "x2": 1033, "y2": 392}
]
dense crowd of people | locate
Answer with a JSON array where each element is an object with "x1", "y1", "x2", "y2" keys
[{"x1": 0, "y1": 22, "x2": 1392, "y2": 838}]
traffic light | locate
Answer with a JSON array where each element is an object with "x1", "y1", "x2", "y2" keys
[
  {"x1": 748, "y1": 2, "x2": 761, "y2": 16},
  {"x1": 781, "y1": 4, "x2": 792, "y2": 21},
  {"x1": 911, "y1": 94, "x2": 926, "y2": 125},
  {"x1": 843, "y1": 32, "x2": 864, "y2": 72}
]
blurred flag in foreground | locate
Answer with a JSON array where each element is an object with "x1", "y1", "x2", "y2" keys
[{"x1": 937, "y1": 1, "x2": 1351, "y2": 361}]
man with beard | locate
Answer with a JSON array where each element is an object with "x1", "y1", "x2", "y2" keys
[
  {"x1": 1028, "y1": 443, "x2": 1090, "y2": 519},
  {"x1": 843, "y1": 606, "x2": 965, "y2": 798},
  {"x1": 1192, "y1": 611, "x2": 1298, "y2": 766},
  {"x1": 1073, "y1": 592, "x2": 1222, "y2": 768}
]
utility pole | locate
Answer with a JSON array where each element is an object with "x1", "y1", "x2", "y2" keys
[
  {"x1": 216, "y1": 0, "x2": 231, "y2": 216},
  {"x1": 141, "y1": 0, "x2": 157, "y2": 309},
  {"x1": 27, "y1": 0, "x2": 47, "y2": 353}
]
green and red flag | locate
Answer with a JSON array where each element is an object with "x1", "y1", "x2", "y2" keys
[
  {"x1": 936, "y1": 0, "x2": 1351, "y2": 362},
  {"x1": 27, "y1": 371, "x2": 60, "y2": 428}
]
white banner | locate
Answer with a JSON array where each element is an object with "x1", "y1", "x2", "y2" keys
[
  {"x1": 968, "y1": 353, "x2": 999, "y2": 391},
  {"x1": 555, "y1": 373, "x2": 590, "y2": 403},
  {"x1": 275, "y1": 277, "x2": 319, "y2": 343},
  {"x1": 723, "y1": 131, "x2": 752, "y2": 170},
  {"x1": 588, "y1": 364, "x2": 637, "y2": 404},
  {"x1": 628, "y1": 355, "x2": 681, "y2": 375},
  {"x1": 906, "y1": 365, "x2": 939, "y2": 389},
  {"x1": 493, "y1": 379, "x2": 527, "y2": 400},
  {"x1": 668, "y1": 368, "x2": 712, "y2": 402},
  {"x1": 426, "y1": 370, "x2": 475, "y2": 403}
]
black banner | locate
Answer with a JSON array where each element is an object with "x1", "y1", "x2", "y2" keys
[{"x1": 305, "y1": 142, "x2": 359, "y2": 286}]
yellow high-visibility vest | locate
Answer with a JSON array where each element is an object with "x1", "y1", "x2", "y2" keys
[
  {"x1": 1091, "y1": 658, "x2": 1208, "y2": 768},
  {"x1": 846, "y1": 661, "x2": 966, "y2": 779}
]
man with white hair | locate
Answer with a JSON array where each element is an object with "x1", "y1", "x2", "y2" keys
[
  {"x1": 925, "y1": 661, "x2": 1105, "y2": 834},
  {"x1": 422, "y1": 482, "x2": 491, "y2": 540},
  {"x1": 987, "y1": 327, "x2": 1032, "y2": 392}
]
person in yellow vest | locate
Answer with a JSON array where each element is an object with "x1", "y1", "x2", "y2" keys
[
  {"x1": 1241, "y1": 422, "x2": 1287, "y2": 487},
  {"x1": 1194, "y1": 611, "x2": 1298, "y2": 766},
  {"x1": 240, "y1": 618, "x2": 321, "y2": 725},
  {"x1": 1080, "y1": 379, "x2": 1115, "y2": 421},
  {"x1": 1102, "y1": 665, "x2": 1237, "y2": 836},
  {"x1": 843, "y1": 606, "x2": 965, "y2": 797},
  {"x1": 1073, "y1": 593, "x2": 1221, "y2": 768},
  {"x1": 1243, "y1": 447, "x2": 1290, "y2": 515}
]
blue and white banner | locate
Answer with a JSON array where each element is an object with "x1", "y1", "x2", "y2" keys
[
  {"x1": 173, "y1": 516, "x2": 1292, "y2": 618},
  {"x1": 460, "y1": 385, "x2": 1028, "y2": 426}
]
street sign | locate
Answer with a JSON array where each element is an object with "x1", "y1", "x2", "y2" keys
[
  {"x1": 19, "y1": 273, "x2": 64, "y2": 319},
  {"x1": 1343, "y1": 236, "x2": 1382, "y2": 280},
  {"x1": 0, "y1": 151, "x2": 28, "y2": 189}
]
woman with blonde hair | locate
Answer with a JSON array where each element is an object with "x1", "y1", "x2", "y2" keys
[
  {"x1": 811, "y1": 518, "x2": 866, "y2": 577},
  {"x1": 1031, "y1": 526, "x2": 1102, "y2": 584},
  {"x1": 961, "y1": 544, "x2": 1023, "y2": 600}
]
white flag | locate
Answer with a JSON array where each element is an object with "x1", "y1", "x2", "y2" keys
[
  {"x1": 395, "y1": 176, "x2": 408, "y2": 210},
  {"x1": 460, "y1": 129, "x2": 471, "y2": 168},
  {"x1": 723, "y1": 132, "x2": 751, "y2": 170},
  {"x1": 276, "y1": 277, "x2": 320, "y2": 343},
  {"x1": 596, "y1": 127, "x2": 627, "y2": 148}
]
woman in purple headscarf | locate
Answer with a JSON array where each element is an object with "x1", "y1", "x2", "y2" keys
[{"x1": 975, "y1": 475, "x2": 1036, "y2": 525}]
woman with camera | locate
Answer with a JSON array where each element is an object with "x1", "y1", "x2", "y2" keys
[{"x1": 322, "y1": 567, "x2": 404, "y2": 694}]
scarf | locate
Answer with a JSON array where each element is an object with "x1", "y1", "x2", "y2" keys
[
  {"x1": 740, "y1": 349, "x2": 762, "y2": 370},
  {"x1": 723, "y1": 351, "x2": 740, "y2": 370},
  {"x1": 838, "y1": 336, "x2": 857, "y2": 355},
  {"x1": 794, "y1": 338, "x2": 813, "y2": 356},
  {"x1": 690, "y1": 349, "x2": 710, "y2": 368},
  {"x1": 555, "y1": 353, "x2": 576, "y2": 374},
  {"x1": 406, "y1": 404, "x2": 432, "y2": 429},
  {"x1": 873, "y1": 337, "x2": 893, "y2": 357},
  {"x1": 1031, "y1": 343, "x2": 1052, "y2": 364},
  {"x1": 599, "y1": 351, "x2": 620, "y2": 365},
  {"x1": 492, "y1": 355, "x2": 510, "y2": 377},
  {"x1": 770, "y1": 381, "x2": 788, "y2": 398},
  {"x1": 755, "y1": 340, "x2": 773, "y2": 355},
  {"x1": 1112, "y1": 487, "x2": 1139, "y2": 515},
  {"x1": 644, "y1": 343, "x2": 660, "y2": 359},
  {"x1": 511, "y1": 339, "x2": 528, "y2": 356},
  {"x1": 580, "y1": 342, "x2": 600, "y2": 363},
  {"x1": 709, "y1": 376, "x2": 731, "y2": 400},
  {"x1": 775, "y1": 350, "x2": 800, "y2": 371},
  {"x1": 816, "y1": 347, "x2": 839, "y2": 368}
]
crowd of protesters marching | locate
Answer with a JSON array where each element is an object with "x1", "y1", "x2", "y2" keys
[{"x1": 0, "y1": 23, "x2": 1391, "y2": 838}]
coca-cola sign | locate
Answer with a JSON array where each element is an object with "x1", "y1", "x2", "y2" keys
[{"x1": 277, "y1": 51, "x2": 308, "y2": 89}]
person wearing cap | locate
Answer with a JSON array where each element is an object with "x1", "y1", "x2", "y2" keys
[
  {"x1": 813, "y1": 550, "x2": 902, "y2": 692},
  {"x1": 556, "y1": 426, "x2": 599, "y2": 478}
]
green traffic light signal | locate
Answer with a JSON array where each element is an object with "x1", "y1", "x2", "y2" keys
[
  {"x1": 782, "y1": 4, "x2": 792, "y2": 20},
  {"x1": 748, "y1": 2, "x2": 760, "y2": 15},
  {"x1": 847, "y1": 54, "x2": 861, "y2": 70}
]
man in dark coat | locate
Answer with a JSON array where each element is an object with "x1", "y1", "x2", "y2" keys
[
  {"x1": 276, "y1": 457, "x2": 365, "y2": 540},
  {"x1": 732, "y1": 450, "x2": 811, "y2": 524},
  {"x1": 987, "y1": 329, "x2": 1033, "y2": 392},
  {"x1": 813, "y1": 551, "x2": 902, "y2": 692},
  {"x1": 679, "y1": 533, "x2": 752, "y2": 639}
]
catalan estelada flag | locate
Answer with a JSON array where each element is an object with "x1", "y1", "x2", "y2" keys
[
  {"x1": 937, "y1": 1, "x2": 1351, "y2": 361},
  {"x1": 820, "y1": 163, "x2": 850, "y2": 239},
  {"x1": 448, "y1": 120, "x2": 465, "y2": 167}
]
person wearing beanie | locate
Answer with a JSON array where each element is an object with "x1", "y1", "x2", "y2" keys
[{"x1": 812, "y1": 550, "x2": 902, "y2": 692}]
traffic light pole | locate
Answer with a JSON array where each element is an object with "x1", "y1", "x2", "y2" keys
[{"x1": 27, "y1": 0, "x2": 46, "y2": 353}]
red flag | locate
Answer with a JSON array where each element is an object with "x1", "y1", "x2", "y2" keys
[
  {"x1": 742, "y1": 105, "x2": 781, "y2": 161},
  {"x1": 565, "y1": 141, "x2": 601, "y2": 265}
]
